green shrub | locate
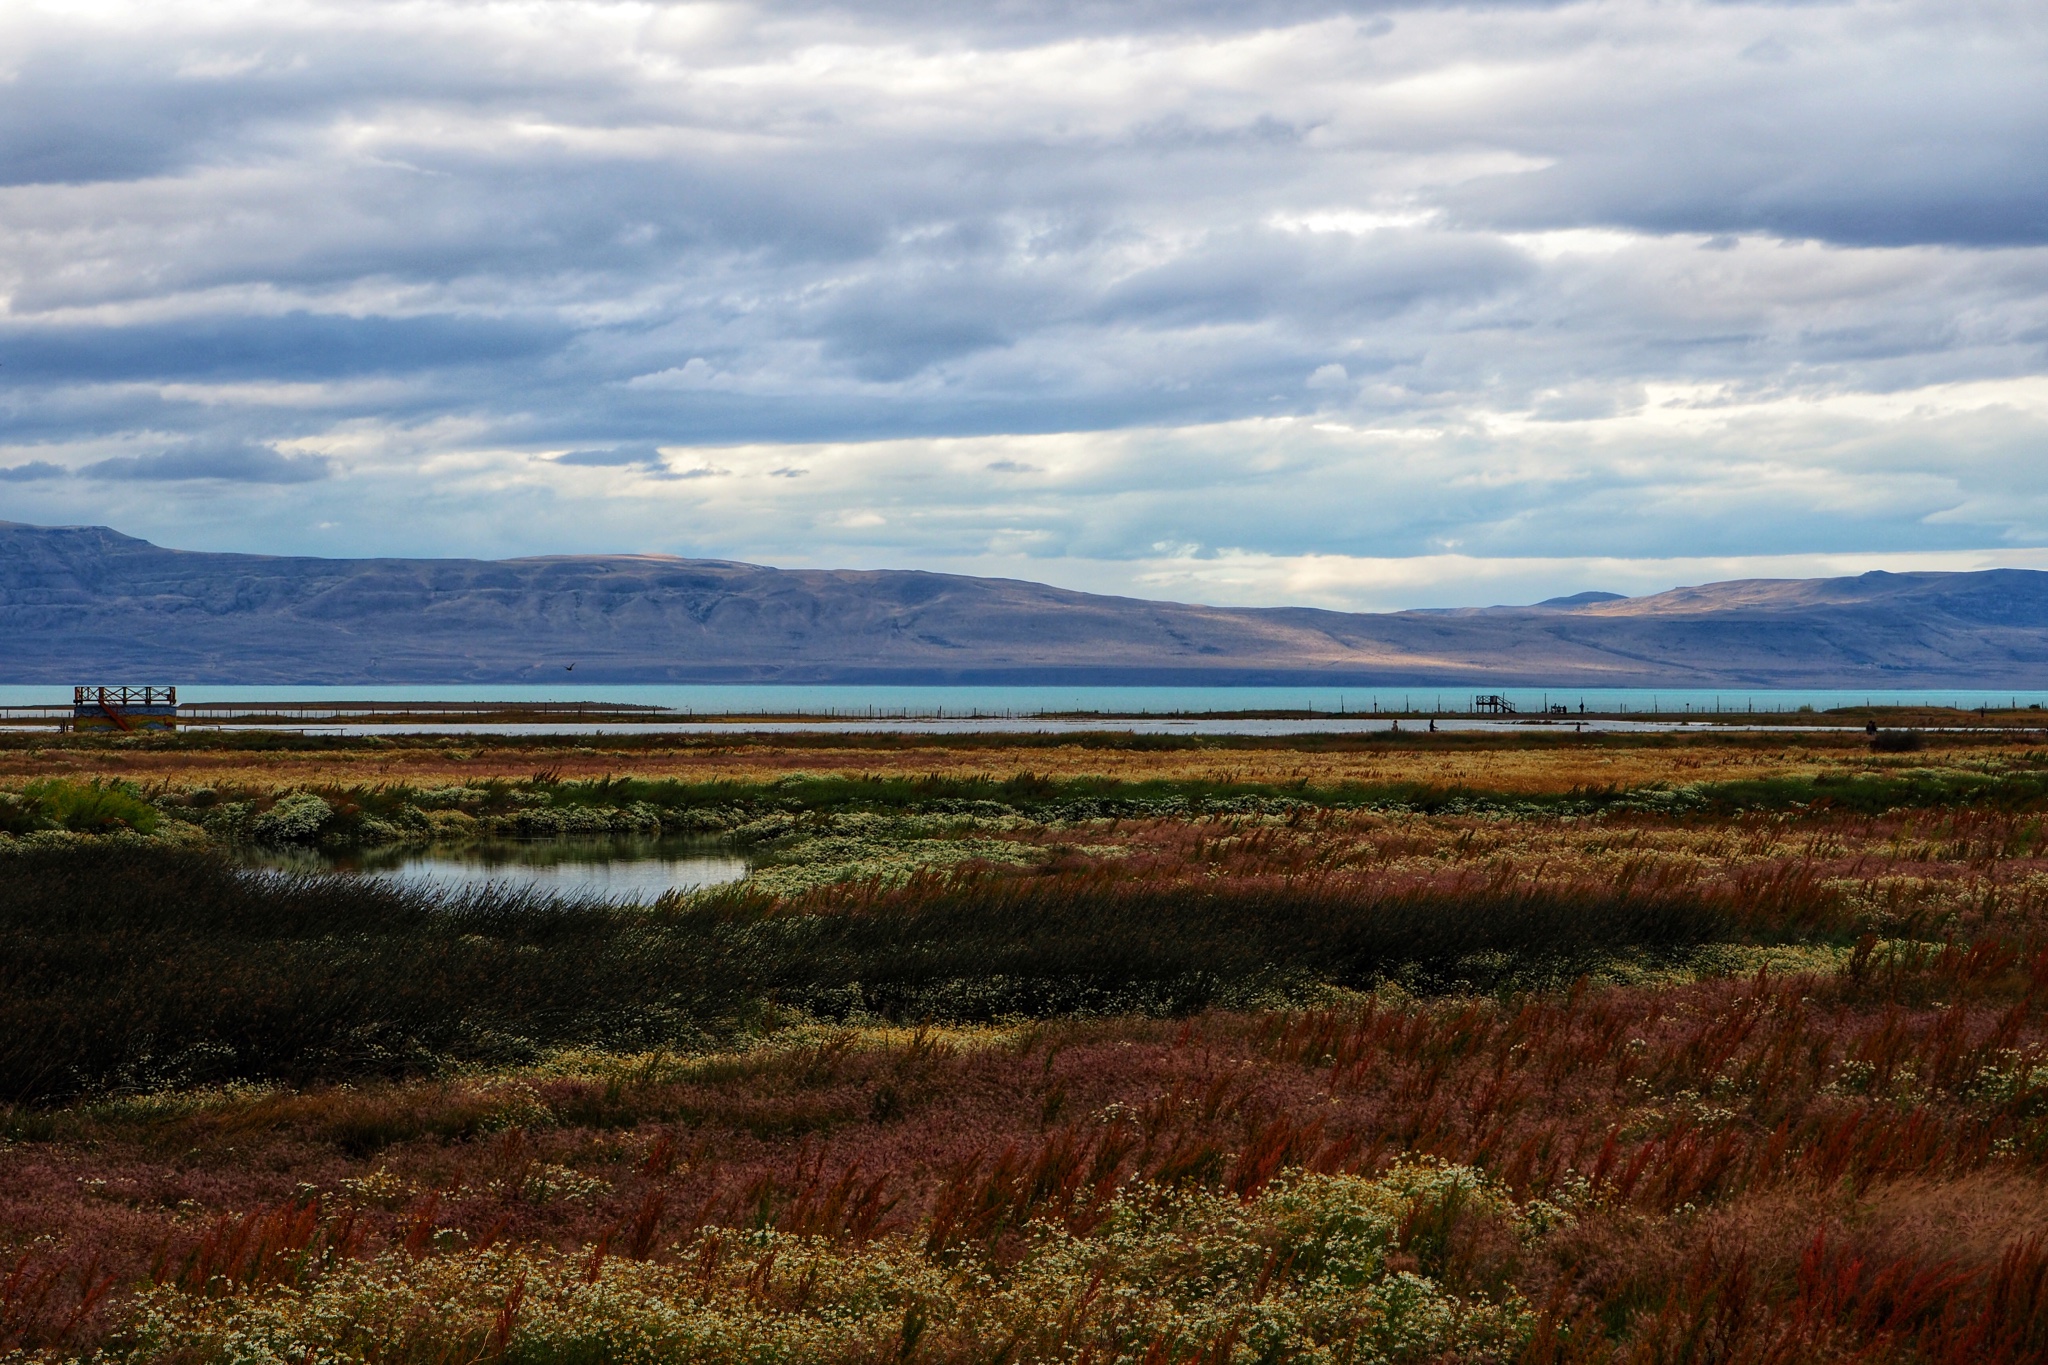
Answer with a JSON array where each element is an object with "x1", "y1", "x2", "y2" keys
[
  {"x1": 0, "y1": 793, "x2": 42, "y2": 836},
  {"x1": 19, "y1": 779, "x2": 160, "y2": 835},
  {"x1": 250, "y1": 792, "x2": 333, "y2": 844}
]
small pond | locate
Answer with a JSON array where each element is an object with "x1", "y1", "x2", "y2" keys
[{"x1": 240, "y1": 835, "x2": 752, "y2": 903}]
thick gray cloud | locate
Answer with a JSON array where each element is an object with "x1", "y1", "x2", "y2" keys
[
  {"x1": 0, "y1": 0, "x2": 2042, "y2": 604},
  {"x1": 80, "y1": 442, "x2": 329, "y2": 484}
]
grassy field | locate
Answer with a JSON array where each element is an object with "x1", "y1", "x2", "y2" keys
[
  {"x1": 0, "y1": 722, "x2": 2029, "y2": 793},
  {"x1": 5, "y1": 725, "x2": 2048, "y2": 1361}
]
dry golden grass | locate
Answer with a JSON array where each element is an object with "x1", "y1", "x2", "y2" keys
[{"x1": 2, "y1": 729, "x2": 2030, "y2": 795}]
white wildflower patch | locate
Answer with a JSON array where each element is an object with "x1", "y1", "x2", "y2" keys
[
  {"x1": 123, "y1": 1165, "x2": 1537, "y2": 1364},
  {"x1": 337, "y1": 1167, "x2": 416, "y2": 1207}
]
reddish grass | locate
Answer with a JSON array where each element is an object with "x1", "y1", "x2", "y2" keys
[{"x1": 5, "y1": 937, "x2": 2048, "y2": 1357}]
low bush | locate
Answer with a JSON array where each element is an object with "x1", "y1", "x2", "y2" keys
[
  {"x1": 248, "y1": 790, "x2": 333, "y2": 843},
  {"x1": 18, "y1": 778, "x2": 160, "y2": 834}
]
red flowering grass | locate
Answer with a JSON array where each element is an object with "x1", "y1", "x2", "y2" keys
[{"x1": 4, "y1": 928, "x2": 2047, "y2": 1357}]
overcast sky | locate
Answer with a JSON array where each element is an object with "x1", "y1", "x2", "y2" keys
[{"x1": 1, "y1": 0, "x2": 2044, "y2": 609}]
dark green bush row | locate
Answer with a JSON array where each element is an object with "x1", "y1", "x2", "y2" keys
[{"x1": 125, "y1": 762, "x2": 2048, "y2": 852}]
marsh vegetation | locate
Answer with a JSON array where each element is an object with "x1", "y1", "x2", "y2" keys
[{"x1": 5, "y1": 727, "x2": 2048, "y2": 1361}]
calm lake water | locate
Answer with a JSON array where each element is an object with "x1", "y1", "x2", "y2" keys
[
  {"x1": 242, "y1": 835, "x2": 751, "y2": 903},
  {"x1": 8, "y1": 683, "x2": 2048, "y2": 719}
]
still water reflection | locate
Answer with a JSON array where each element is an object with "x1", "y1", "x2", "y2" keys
[{"x1": 243, "y1": 835, "x2": 751, "y2": 903}]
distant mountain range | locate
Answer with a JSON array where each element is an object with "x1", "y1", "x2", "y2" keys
[{"x1": 3, "y1": 520, "x2": 2046, "y2": 687}]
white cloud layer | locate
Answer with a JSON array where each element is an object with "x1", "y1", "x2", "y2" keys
[{"x1": 0, "y1": 0, "x2": 2044, "y2": 608}]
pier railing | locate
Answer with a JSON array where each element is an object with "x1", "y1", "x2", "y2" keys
[{"x1": 73, "y1": 686, "x2": 177, "y2": 707}]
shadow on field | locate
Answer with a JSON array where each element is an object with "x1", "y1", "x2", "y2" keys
[{"x1": 0, "y1": 846, "x2": 1746, "y2": 1103}]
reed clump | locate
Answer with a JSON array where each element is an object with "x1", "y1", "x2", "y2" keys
[{"x1": 0, "y1": 843, "x2": 1768, "y2": 1104}]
